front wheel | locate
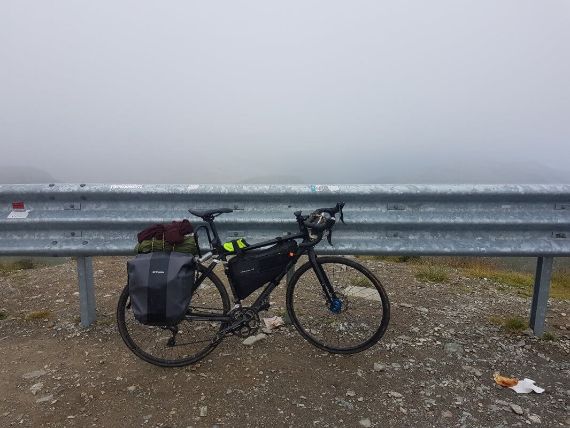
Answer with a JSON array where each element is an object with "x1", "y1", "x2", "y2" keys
[{"x1": 286, "y1": 256, "x2": 390, "y2": 354}]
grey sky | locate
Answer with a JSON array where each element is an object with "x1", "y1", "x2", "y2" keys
[{"x1": 1, "y1": 1, "x2": 569, "y2": 184}]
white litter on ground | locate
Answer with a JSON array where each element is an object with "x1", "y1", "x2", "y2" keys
[
  {"x1": 263, "y1": 316, "x2": 285, "y2": 330},
  {"x1": 509, "y1": 378, "x2": 545, "y2": 394}
]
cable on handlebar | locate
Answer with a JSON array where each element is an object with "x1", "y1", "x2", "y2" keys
[{"x1": 301, "y1": 202, "x2": 345, "y2": 246}]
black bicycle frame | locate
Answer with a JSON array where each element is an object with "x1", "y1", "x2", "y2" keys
[{"x1": 185, "y1": 236, "x2": 338, "y2": 323}]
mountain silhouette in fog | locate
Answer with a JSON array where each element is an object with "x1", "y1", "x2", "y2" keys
[
  {"x1": 239, "y1": 159, "x2": 569, "y2": 184},
  {"x1": 366, "y1": 159, "x2": 568, "y2": 184},
  {"x1": 1, "y1": 159, "x2": 568, "y2": 185},
  {"x1": 0, "y1": 166, "x2": 58, "y2": 184},
  {"x1": 238, "y1": 175, "x2": 306, "y2": 184}
]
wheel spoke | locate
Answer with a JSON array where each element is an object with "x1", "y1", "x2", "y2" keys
[
  {"x1": 117, "y1": 268, "x2": 230, "y2": 367},
  {"x1": 288, "y1": 257, "x2": 389, "y2": 353}
]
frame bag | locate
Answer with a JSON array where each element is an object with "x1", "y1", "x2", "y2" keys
[
  {"x1": 127, "y1": 252, "x2": 195, "y2": 326},
  {"x1": 228, "y1": 240, "x2": 297, "y2": 300}
]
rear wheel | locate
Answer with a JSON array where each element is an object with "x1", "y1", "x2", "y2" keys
[
  {"x1": 117, "y1": 267, "x2": 230, "y2": 367},
  {"x1": 286, "y1": 256, "x2": 390, "y2": 354}
]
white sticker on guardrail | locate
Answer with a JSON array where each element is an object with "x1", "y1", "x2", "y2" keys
[
  {"x1": 110, "y1": 185, "x2": 144, "y2": 190},
  {"x1": 310, "y1": 185, "x2": 330, "y2": 192},
  {"x1": 8, "y1": 210, "x2": 30, "y2": 219},
  {"x1": 309, "y1": 184, "x2": 340, "y2": 192}
]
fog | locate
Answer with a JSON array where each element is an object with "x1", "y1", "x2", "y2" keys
[{"x1": 1, "y1": 1, "x2": 569, "y2": 184}]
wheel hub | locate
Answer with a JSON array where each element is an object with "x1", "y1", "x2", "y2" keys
[{"x1": 330, "y1": 298, "x2": 343, "y2": 314}]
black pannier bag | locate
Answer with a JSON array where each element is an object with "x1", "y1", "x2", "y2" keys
[
  {"x1": 228, "y1": 240, "x2": 298, "y2": 300},
  {"x1": 127, "y1": 252, "x2": 195, "y2": 326}
]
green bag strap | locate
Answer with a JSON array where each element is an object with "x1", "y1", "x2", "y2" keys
[{"x1": 150, "y1": 235, "x2": 167, "y2": 252}]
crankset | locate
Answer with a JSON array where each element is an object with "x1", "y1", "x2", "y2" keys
[{"x1": 215, "y1": 307, "x2": 260, "y2": 340}]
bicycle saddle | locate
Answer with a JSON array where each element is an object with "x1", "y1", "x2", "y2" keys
[{"x1": 188, "y1": 207, "x2": 233, "y2": 218}]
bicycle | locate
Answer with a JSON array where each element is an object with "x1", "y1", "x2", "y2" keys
[{"x1": 116, "y1": 202, "x2": 390, "y2": 367}]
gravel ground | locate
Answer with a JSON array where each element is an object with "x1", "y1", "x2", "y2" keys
[{"x1": 0, "y1": 256, "x2": 569, "y2": 427}]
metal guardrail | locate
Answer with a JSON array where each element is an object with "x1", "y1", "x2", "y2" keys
[{"x1": 1, "y1": 184, "x2": 569, "y2": 335}]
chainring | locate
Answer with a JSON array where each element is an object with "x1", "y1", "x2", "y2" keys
[{"x1": 228, "y1": 307, "x2": 260, "y2": 338}]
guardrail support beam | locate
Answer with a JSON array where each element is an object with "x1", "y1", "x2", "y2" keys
[
  {"x1": 529, "y1": 256, "x2": 553, "y2": 336},
  {"x1": 76, "y1": 256, "x2": 96, "y2": 327}
]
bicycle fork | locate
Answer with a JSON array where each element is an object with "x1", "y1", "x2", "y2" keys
[{"x1": 308, "y1": 250, "x2": 343, "y2": 314}]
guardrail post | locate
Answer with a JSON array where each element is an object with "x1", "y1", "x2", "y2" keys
[
  {"x1": 529, "y1": 256, "x2": 553, "y2": 336},
  {"x1": 76, "y1": 256, "x2": 96, "y2": 327}
]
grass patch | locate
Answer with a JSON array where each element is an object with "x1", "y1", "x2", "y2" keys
[
  {"x1": 415, "y1": 265, "x2": 449, "y2": 283},
  {"x1": 463, "y1": 266, "x2": 533, "y2": 297},
  {"x1": 551, "y1": 270, "x2": 570, "y2": 300},
  {"x1": 418, "y1": 257, "x2": 570, "y2": 300},
  {"x1": 504, "y1": 316, "x2": 527, "y2": 332},
  {"x1": 488, "y1": 315, "x2": 503, "y2": 327},
  {"x1": 462, "y1": 265, "x2": 570, "y2": 300},
  {"x1": 489, "y1": 315, "x2": 527, "y2": 333},
  {"x1": 0, "y1": 310, "x2": 7, "y2": 320},
  {"x1": 542, "y1": 332, "x2": 556, "y2": 341},
  {"x1": 0, "y1": 259, "x2": 37, "y2": 275},
  {"x1": 24, "y1": 310, "x2": 52, "y2": 321},
  {"x1": 371, "y1": 255, "x2": 570, "y2": 300}
]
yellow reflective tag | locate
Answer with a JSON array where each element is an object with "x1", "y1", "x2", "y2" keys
[{"x1": 223, "y1": 242, "x2": 234, "y2": 252}]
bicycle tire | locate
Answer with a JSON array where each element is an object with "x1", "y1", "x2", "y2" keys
[
  {"x1": 286, "y1": 256, "x2": 390, "y2": 354},
  {"x1": 116, "y1": 266, "x2": 230, "y2": 367}
]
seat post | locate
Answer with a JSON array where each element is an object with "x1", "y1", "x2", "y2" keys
[{"x1": 205, "y1": 217, "x2": 223, "y2": 250}]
